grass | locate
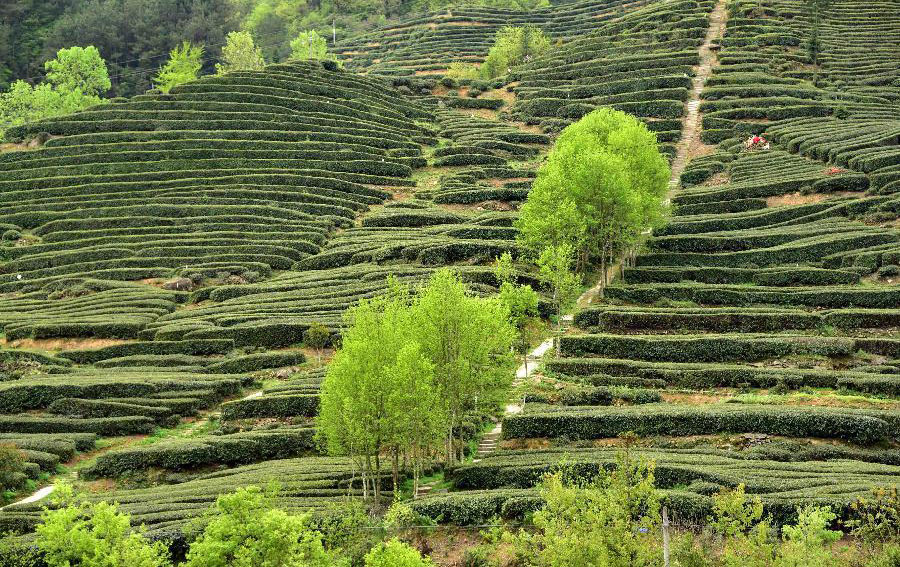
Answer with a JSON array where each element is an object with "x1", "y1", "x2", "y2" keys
[{"x1": 138, "y1": 418, "x2": 220, "y2": 446}]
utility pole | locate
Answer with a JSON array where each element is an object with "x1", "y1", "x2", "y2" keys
[{"x1": 662, "y1": 506, "x2": 671, "y2": 567}]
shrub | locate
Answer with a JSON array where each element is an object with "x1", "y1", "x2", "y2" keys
[
  {"x1": 0, "y1": 443, "x2": 26, "y2": 494},
  {"x1": 364, "y1": 538, "x2": 432, "y2": 567},
  {"x1": 34, "y1": 485, "x2": 172, "y2": 567}
]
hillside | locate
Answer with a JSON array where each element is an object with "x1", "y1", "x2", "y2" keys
[
  {"x1": 408, "y1": 0, "x2": 900, "y2": 528},
  {"x1": 0, "y1": 0, "x2": 899, "y2": 562}
]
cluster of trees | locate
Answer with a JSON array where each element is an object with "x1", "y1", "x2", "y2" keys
[
  {"x1": 0, "y1": 484, "x2": 434, "y2": 567},
  {"x1": 1, "y1": 0, "x2": 550, "y2": 96},
  {"x1": 448, "y1": 24, "x2": 551, "y2": 80},
  {"x1": 0, "y1": 27, "x2": 339, "y2": 136},
  {"x1": 515, "y1": 108, "x2": 670, "y2": 299},
  {"x1": 317, "y1": 269, "x2": 526, "y2": 498},
  {"x1": 0, "y1": 46, "x2": 110, "y2": 135}
]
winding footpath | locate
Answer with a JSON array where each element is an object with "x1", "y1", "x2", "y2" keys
[{"x1": 472, "y1": 0, "x2": 732, "y2": 465}]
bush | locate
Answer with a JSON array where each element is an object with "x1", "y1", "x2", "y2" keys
[
  {"x1": 0, "y1": 443, "x2": 26, "y2": 493},
  {"x1": 364, "y1": 538, "x2": 432, "y2": 567}
]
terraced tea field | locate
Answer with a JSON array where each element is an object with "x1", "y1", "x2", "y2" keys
[
  {"x1": 410, "y1": 0, "x2": 900, "y2": 527},
  {"x1": 0, "y1": 0, "x2": 898, "y2": 550}
]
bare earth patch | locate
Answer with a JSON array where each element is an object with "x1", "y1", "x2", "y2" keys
[
  {"x1": 766, "y1": 192, "x2": 832, "y2": 207},
  {"x1": 4, "y1": 337, "x2": 133, "y2": 351}
]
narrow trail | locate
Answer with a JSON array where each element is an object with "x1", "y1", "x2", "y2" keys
[
  {"x1": 666, "y1": 0, "x2": 728, "y2": 196},
  {"x1": 572, "y1": 0, "x2": 728, "y2": 308}
]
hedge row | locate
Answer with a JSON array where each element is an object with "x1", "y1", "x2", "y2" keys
[
  {"x1": 559, "y1": 334, "x2": 856, "y2": 363},
  {"x1": 502, "y1": 405, "x2": 894, "y2": 445},
  {"x1": 82, "y1": 428, "x2": 316, "y2": 478},
  {"x1": 221, "y1": 394, "x2": 320, "y2": 420}
]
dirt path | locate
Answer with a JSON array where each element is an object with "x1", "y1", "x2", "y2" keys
[
  {"x1": 471, "y1": 338, "x2": 553, "y2": 463},
  {"x1": 666, "y1": 0, "x2": 728, "y2": 195},
  {"x1": 573, "y1": 0, "x2": 728, "y2": 307}
]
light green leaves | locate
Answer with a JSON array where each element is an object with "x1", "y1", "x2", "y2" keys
[{"x1": 154, "y1": 41, "x2": 204, "y2": 93}]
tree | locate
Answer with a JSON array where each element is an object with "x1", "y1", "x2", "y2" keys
[
  {"x1": 411, "y1": 269, "x2": 516, "y2": 464},
  {"x1": 494, "y1": 252, "x2": 541, "y2": 373},
  {"x1": 302, "y1": 322, "x2": 330, "y2": 365},
  {"x1": 537, "y1": 243, "x2": 580, "y2": 356},
  {"x1": 43, "y1": 45, "x2": 110, "y2": 97},
  {"x1": 216, "y1": 31, "x2": 266, "y2": 75},
  {"x1": 1, "y1": 45, "x2": 110, "y2": 135},
  {"x1": 41, "y1": 0, "x2": 235, "y2": 96},
  {"x1": 516, "y1": 108, "x2": 669, "y2": 291},
  {"x1": 290, "y1": 30, "x2": 331, "y2": 61},
  {"x1": 480, "y1": 24, "x2": 551, "y2": 79},
  {"x1": 317, "y1": 281, "x2": 444, "y2": 501},
  {"x1": 185, "y1": 485, "x2": 337, "y2": 567},
  {"x1": 154, "y1": 41, "x2": 204, "y2": 93},
  {"x1": 34, "y1": 484, "x2": 171, "y2": 567},
  {"x1": 803, "y1": 0, "x2": 833, "y2": 83},
  {"x1": 365, "y1": 538, "x2": 432, "y2": 567}
]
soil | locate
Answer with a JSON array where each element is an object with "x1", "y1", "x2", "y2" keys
[{"x1": 3, "y1": 337, "x2": 133, "y2": 351}]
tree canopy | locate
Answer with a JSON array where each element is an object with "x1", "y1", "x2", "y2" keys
[
  {"x1": 154, "y1": 41, "x2": 204, "y2": 93},
  {"x1": 516, "y1": 107, "x2": 669, "y2": 287},
  {"x1": 216, "y1": 31, "x2": 267, "y2": 74},
  {"x1": 480, "y1": 24, "x2": 551, "y2": 79},
  {"x1": 317, "y1": 269, "x2": 515, "y2": 499},
  {"x1": 0, "y1": 45, "x2": 110, "y2": 135}
]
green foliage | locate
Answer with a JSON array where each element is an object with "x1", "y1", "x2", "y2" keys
[
  {"x1": 710, "y1": 483, "x2": 764, "y2": 538},
  {"x1": 303, "y1": 323, "x2": 330, "y2": 364},
  {"x1": 1, "y1": 45, "x2": 110, "y2": 135},
  {"x1": 34, "y1": 484, "x2": 172, "y2": 567},
  {"x1": 509, "y1": 448, "x2": 661, "y2": 566},
  {"x1": 413, "y1": 269, "x2": 516, "y2": 462},
  {"x1": 0, "y1": 533, "x2": 40, "y2": 567},
  {"x1": 43, "y1": 46, "x2": 110, "y2": 97},
  {"x1": 0, "y1": 443, "x2": 25, "y2": 493},
  {"x1": 480, "y1": 25, "x2": 551, "y2": 79},
  {"x1": 154, "y1": 41, "x2": 204, "y2": 93},
  {"x1": 538, "y1": 243, "x2": 580, "y2": 319},
  {"x1": 495, "y1": 253, "x2": 541, "y2": 357},
  {"x1": 516, "y1": 108, "x2": 669, "y2": 279},
  {"x1": 364, "y1": 538, "x2": 432, "y2": 567},
  {"x1": 317, "y1": 279, "x2": 445, "y2": 498},
  {"x1": 868, "y1": 544, "x2": 900, "y2": 567},
  {"x1": 848, "y1": 487, "x2": 900, "y2": 544},
  {"x1": 216, "y1": 31, "x2": 266, "y2": 75},
  {"x1": 290, "y1": 30, "x2": 331, "y2": 61},
  {"x1": 185, "y1": 485, "x2": 338, "y2": 567}
]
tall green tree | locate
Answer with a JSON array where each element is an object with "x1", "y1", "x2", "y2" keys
[
  {"x1": 154, "y1": 41, "x2": 204, "y2": 93},
  {"x1": 516, "y1": 108, "x2": 669, "y2": 292},
  {"x1": 494, "y1": 252, "x2": 541, "y2": 372},
  {"x1": 537, "y1": 243, "x2": 580, "y2": 356},
  {"x1": 1, "y1": 45, "x2": 110, "y2": 135},
  {"x1": 317, "y1": 281, "x2": 444, "y2": 500},
  {"x1": 290, "y1": 30, "x2": 331, "y2": 60},
  {"x1": 412, "y1": 269, "x2": 516, "y2": 463},
  {"x1": 480, "y1": 24, "x2": 551, "y2": 79},
  {"x1": 216, "y1": 31, "x2": 266, "y2": 74},
  {"x1": 803, "y1": 0, "x2": 833, "y2": 82},
  {"x1": 43, "y1": 46, "x2": 110, "y2": 96}
]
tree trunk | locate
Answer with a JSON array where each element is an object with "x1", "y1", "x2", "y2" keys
[{"x1": 392, "y1": 448, "x2": 399, "y2": 493}]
